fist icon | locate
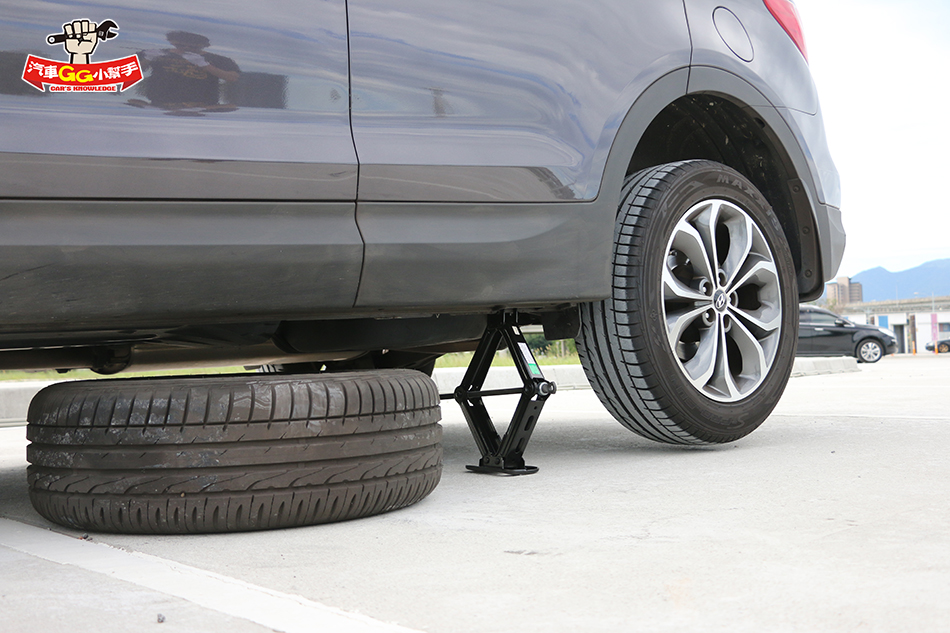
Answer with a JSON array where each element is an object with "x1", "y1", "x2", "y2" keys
[{"x1": 62, "y1": 20, "x2": 99, "y2": 64}]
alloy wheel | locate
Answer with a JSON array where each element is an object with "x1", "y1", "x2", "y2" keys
[{"x1": 662, "y1": 199, "x2": 782, "y2": 402}]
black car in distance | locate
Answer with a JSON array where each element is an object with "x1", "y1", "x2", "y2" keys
[
  {"x1": 924, "y1": 339, "x2": 950, "y2": 353},
  {"x1": 798, "y1": 305, "x2": 897, "y2": 363}
]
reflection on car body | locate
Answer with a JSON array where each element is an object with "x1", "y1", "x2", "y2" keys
[{"x1": 130, "y1": 30, "x2": 242, "y2": 115}]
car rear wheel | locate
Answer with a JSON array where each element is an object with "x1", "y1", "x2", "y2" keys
[
  {"x1": 577, "y1": 161, "x2": 798, "y2": 444},
  {"x1": 857, "y1": 339, "x2": 884, "y2": 363},
  {"x1": 27, "y1": 370, "x2": 442, "y2": 534}
]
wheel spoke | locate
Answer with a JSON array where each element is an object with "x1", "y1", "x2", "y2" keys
[
  {"x1": 704, "y1": 322, "x2": 740, "y2": 400},
  {"x1": 666, "y1": 304, "x2": 712, "y2": 353},
  {"x1": 731, "y1": 257, "x2": 778, "y2": 291},
  {"x1": 663, "y1": 267, "x2": 710, "y2": 302},
  {"x1": 669, "y1": 216, "x2": 715, "y2": 288},
  {"x1": 728, "y1": 260, "x2": 782, "y2": 332},
  {"x1": 682, "y1": 317, "x2": 720, "y2": 388},
  {"x1": 728, "y1": 316, "x2": 768, "y2": 388},
  {"x1": 719, "y1": 212, "x2": 755, "y2": 289},
  {"x1": 690, "y1": 201, "x2": 722, "y2": 279}
]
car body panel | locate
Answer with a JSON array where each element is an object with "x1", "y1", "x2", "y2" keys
[
  {"x1": 682, "y1": 0, "x2": 842, "y2": 282},
  {"x1": 686, "y1": 66, "x2": 843, "y2": 285},
  {"x1": 354, "y1": 200, "x2": 611, "y2": 310},
  {"x1": 781, "y1": 106, "x2": 841, "y2": 209},
  {"x1": 0, "y1": 0, "x2": 844, "y2": 370},
  {"x1": 347, "y1": 0, "x2": 691, "y2": 202},
  {"x1": 0, "y1": 200, "x2": 364, "y2": 334},
  {"x1": 684, "y1": 0, "x2": 818, "y2": 115},
  {"x1": 0, "y1": 0, "x2": 357, "y2": 200},
  {"x1": 355, "y1": 69, "x2": 691, "y2": 309},
  {"x1": 0, "y1": 152, "x2": 356, "y2": 200}
]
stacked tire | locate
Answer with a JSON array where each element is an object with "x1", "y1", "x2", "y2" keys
[{"x1": 27, "y1": 370, "x2": 442, "y2": 534}]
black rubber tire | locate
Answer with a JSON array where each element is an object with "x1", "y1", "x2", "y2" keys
[
  {"x1": 856, "y1": 339, "x2": 884, "y2": 363},
  {"x1": 939, "y1": 343, "x2": 950, "y2": 354},
  {"x1": 26, "y1": 370, "x2": 442, "y2": 534},
  {"x1": 576, "y1": 160, "x2": 798, "y2": 445}
]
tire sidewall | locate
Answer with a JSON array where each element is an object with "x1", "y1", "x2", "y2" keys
[
  {"x1": 26, "y1": 370, "x2": 443, "y2": 533},
  {"x1": 628, "y1": 162, "x2": 798, "y2": 437}
]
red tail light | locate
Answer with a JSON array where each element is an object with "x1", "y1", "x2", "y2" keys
[{"x1": 764, "y1": 0, "x2": 808, "y2": 62}]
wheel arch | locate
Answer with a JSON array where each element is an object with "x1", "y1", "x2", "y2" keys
[{"x1": 601, "y1": 69, "x2": 827, "y2": 301}]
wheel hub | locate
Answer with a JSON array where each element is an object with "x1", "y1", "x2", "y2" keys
[
  {"x1": 662, "y1": 199, "x2": 783, "y2": 403},
  {"x1": 713, "y1": 290, "x2": 728, "y2": 312}
]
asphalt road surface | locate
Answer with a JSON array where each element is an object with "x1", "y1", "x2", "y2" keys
[{"x1": 1, "y1": 354, "x2": 948, "y2": 632}]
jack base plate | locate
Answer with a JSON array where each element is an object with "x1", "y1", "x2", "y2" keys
[{"x1": 465, "y1": 464, "x2": 539, "y2": 476}]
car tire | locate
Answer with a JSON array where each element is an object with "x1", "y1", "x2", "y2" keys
[
  {"x1": 938, "y1": 343, "x2": 949, "y2": 354},
  {"x1": 577, "y1": 160, "x2": 798, "y2": 444},
  {"x1": 26, "y1": 370, "x2": 442, "y2": 534},
  {"x1": 856, "y1": 339, "x2": 884, "y2": 363}
]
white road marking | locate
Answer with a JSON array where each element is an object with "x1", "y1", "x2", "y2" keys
[
  {"x1": 0, "y1": 518, "x2": 424, "y2": 633},
  {"x1": 770, "y1": 413, "x2": 949, "y2": 421}
]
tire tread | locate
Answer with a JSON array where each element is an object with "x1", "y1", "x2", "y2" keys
[
  {"x1": 577, "y1": 161, "x2": 796, "y2": 445},
  {"x1": 27, "y1": 369, "x2": 442, "y2": 533}
]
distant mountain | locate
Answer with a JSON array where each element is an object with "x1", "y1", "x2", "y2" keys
[{"x1": 851, "y1": 259, "x2": 950, "y2": 302}]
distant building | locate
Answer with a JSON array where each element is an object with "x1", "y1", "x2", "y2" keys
[
  {"x1": 826, "y1": 276, "x2": 863, "y2": 305},
  {"x1": 839, "y1": 295, "x2": 950, "y2": 355}
]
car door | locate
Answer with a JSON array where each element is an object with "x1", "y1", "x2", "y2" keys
[
  {"x1": 345, "y1": 0, "x2": 691, "y2": 308},
  {"x1": 0, "y1": 1, "x2": 361, "y2": 328},
  {"x1": 797, "y1": 309, "x2": 816, "y2": 355},
  {"x1": 807, "y1": 312, "x2": 854, "y2": 356}
]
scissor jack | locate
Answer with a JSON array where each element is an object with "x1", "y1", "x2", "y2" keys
[{"x1": 442, "y1": 312, "x2": 557, "y2": 475}]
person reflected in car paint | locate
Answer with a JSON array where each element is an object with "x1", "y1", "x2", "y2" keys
[{"x1": 129, "y1": 30, "x2": 240, "y2": 115}]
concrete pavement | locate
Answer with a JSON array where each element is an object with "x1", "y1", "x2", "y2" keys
[{"x1": 1, "y1": 354, "x2": 948, "y2": 632}]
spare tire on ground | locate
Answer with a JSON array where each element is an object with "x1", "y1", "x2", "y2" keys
[{"x1": 26, "y1": 369, "x2": 442, "y2": 534}]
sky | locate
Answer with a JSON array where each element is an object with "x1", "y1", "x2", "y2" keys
[{"x1": 793, "y1": 0, "x2": 950, "y2": 277}]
